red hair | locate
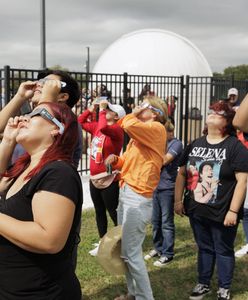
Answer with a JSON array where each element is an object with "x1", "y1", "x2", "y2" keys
[
  {"x1": 203, "y1": 100, "x2": 236, "y2": 137},
  {"x1": 4, "y1": 102, "x2": 79, "y2": 180}
]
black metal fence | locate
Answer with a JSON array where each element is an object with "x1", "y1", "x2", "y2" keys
[{"x1": 1, "y1": 65, "x2": 248, "y2": 174}]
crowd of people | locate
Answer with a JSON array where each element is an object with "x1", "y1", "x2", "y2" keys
[{"x1": 1, "y1": 70, "x2": 248, "y2": 300}]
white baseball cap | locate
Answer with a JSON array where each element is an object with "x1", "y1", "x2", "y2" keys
[
  {"x1": 107, "y1": 103, "x2": 126, "y2": 119},
  {"x1": 227, "y1": 88, "x2": 238, "y2": 97}
]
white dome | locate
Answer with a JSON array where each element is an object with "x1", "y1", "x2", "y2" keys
[{"x1": 93, "y1": 29, "x2": 212, "y2": 76}]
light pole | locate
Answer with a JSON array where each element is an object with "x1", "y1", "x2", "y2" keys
[
  {"x1": 86, "y1": 46, "x2": 90, "y2": 73},
  {"x1": 40, "y1": 0, "x2": 46, "y2": 69},
  {"x1": 85, "y1": 46, "x2": 90, "y2": 91}
]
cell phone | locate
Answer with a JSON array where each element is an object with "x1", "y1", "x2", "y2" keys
[{"x1": 106, "y1": 164, "x2": 112, "y2": 175}]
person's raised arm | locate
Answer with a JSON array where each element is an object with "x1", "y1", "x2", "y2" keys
[
  {"x1": 0, "y1": 116, "x2": 22, "y2": 176},
  {"x1": 0, "y1": 81, "x2": 36, "y2": 133},
  {"x1": 78, "y1": 100, "x2": 98, "y2": 134},
  {"x1": 233, "y1": 93, "x2": 248, "y2": 132},
  {"x1": 98, "y1": 100, "x2": 123, "y2": 140},
  {"x1": 121, "y1": 114, "x2": 166, "y2": 150}
]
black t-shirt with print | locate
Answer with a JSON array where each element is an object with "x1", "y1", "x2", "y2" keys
[{"x1": 179, "y1": 135, "x2": 248, "y2": 222}]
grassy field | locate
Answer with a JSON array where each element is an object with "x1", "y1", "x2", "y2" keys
[{"x1": 76, "y1": 209, "x2": 248, "y2": 300}]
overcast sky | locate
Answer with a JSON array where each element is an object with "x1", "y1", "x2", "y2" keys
[{"x1": 0, "y1": 0, "x2": 247, "y2": 73}]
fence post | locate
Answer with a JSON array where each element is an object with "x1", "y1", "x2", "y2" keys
[
  {"x1": 122, "y1": 72, "x2": 129, "y2": 151},
  {"x1": 183, "y1": 75, "x2": 190, "y2": 146},
  {"x1": 210, "y1": 77, "x2": 214, "y2": 104},
  {"x1": 4, "y1": 65, "x2": 10, "y2": 106},
  {"x1": 123, "y1": 72, "x2": 128, "y2": 111},
  {"x1": 231, "y1": 74, "x2": 235, "y2": 87},
  {"x1": 178, "y1": 75, "x2": 184, "y2": 141}
]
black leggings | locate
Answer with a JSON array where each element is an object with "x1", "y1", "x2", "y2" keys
[{"x1": 90, "y1": 180, "x2": 119, "y2": 238}]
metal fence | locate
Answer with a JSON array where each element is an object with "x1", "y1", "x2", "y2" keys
[{"x1": 1, "y1": 65, "x2": 248, "y2": 174}]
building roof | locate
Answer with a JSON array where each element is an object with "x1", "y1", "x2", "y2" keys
[{"x1": 93, "y1": 29, "x2": 212, "y2": 76}]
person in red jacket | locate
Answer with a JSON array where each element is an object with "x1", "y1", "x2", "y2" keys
[{"x1": 78, "y1": 99, "x2": 125, "y2": 256}]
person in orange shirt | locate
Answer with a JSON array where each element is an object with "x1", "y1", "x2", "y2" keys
[{"x1": 105, "y1": 96, "x2": 168, "y2": 300}]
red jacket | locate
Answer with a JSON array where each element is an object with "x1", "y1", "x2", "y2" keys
[{"x1": 78, "y1": 109, "x2": 124, "y2": 175}]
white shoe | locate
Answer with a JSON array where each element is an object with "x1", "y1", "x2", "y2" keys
[
  {"x1": 153, "y1": 256, "x2": 173, "y2": 267},
  {"x1": 92, "y1": 242, "x2": 100, "y2": 247},
  {"x1": 144, "y1": 249, "x2": 159, "y2": 261},
  {"x1": 89, "y1": 243, "x2": 100, "y2": 256},
  {"x1": 235, "y1": 244, "x2": 248, "y2": 257}
]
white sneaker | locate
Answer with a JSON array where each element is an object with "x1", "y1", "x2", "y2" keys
[
  {"x1": 153, "y1": 256, "x2": 173, "y2": 267},
  {"x1": 89, "y1": 243, "x2": 100, "y2": 256},
  {"x1": 235, "y1": 244, "x2": 248, "y2": 257},
  {"x1": 92, "y1": 242, "x2": 100, "y2": 247},
  {"x1": 144, "y1": 249, "x2": 159, "y2": 261}
]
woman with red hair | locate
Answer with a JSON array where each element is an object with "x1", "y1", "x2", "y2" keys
[
  {"x1": 175, "y1": 100, "x2": 248, "y2": 300},
  {"x1": 0, "y1": 102, "x2": 82, "y2": 299}
]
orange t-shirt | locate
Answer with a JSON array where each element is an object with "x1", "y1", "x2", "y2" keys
[{"x1": 113, "y1": 114, "x2": 167, "y2": 198}]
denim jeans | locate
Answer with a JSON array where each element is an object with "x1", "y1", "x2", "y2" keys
[
  {"x1": 152, "y1": 188, "x2": 175, "y2": 258},
  {"x1": 189, "y1": 215, "x2": 238, "y2": 289},
  {"x1": 242, "y1": 208, "x2": 248, "y2": 244},
  {"x1": 117, "y1": 184, "x2": 154, "y2": 300}
]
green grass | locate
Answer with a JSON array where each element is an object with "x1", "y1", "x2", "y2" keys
[{"x1": 76, "y1": 209, "x2": 248, "y2": 300}]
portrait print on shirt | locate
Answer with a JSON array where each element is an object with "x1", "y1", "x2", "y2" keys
[
  {"x1": 186, "y1": 146, "x2": 225, "y2": 204},
  {"x1": 180, "y1": 135, "x2": 248, "y2": 222}
]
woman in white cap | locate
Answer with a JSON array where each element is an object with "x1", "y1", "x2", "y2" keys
[{"x1": 78, "y1": 99, "x2": 125, "y2": 256}]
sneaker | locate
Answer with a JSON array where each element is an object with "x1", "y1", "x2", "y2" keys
[
  {"x1": 89, "y1": 243, "x2": 100, "y2": 256},
  {"x1": 92, "y1": 241, "x2": 100, "y2": 247},
  {"x1": 217, "y1": 287, "x2": 230, "y2": 300},
  {"x1": 235, "y1": 244, "x2": 248, "y2": 257},
  {"x1": 144, "y1": 249, "x2": 160, "y2": 261},
  {"x1": 153, "y1": 256, "x2": 173, "y2": 267},
  {"x1": 189, "y1": 283, "x2": 211, "y2": 300}
]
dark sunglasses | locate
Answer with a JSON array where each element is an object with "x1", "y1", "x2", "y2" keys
[
  {"x1": 27, "y1": 108, "x2": 64, "y2": 134},
  {"x1": 140, "y1": 102, "x2": 164, "y2": 116},
  {"x1": 207, "y1": 109, "x2": 227, "y2": 117}
]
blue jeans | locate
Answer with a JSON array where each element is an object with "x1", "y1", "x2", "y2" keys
[
  {"x1": 189, "y1": 215, "x2": 238, "y2": 289},
  {"x1": 242, "y1": 208, "x2": 248, "y2": 243},
  {"x1": 152, "y1": 188, "x2": 175, "y2": 258},
  {"x1": 117, "y1": 184, "x2": 154, "y2": 300}
]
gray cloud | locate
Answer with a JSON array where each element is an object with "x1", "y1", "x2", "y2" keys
[{"x1": 0, "y1": 0, "x2": 247, "y2": 72}]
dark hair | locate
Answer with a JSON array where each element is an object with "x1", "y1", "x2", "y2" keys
[
  {"x1": 4, "y1": 102, "x2": 78, "y2": 180},
  {"x1": 189, "y1": 160, "x2": 196, "y2": 167},
  {"x1": 203, "y1": 100, "x2": 236, "y2": 136},
  {"x1": 100, "y1": 84, "x2": 112, "y2": 100},
  {"x1": 37, "y1": 69, "x2": 81, "y2": 108},
  {"x1": 199, "y1": 161, "x2": 214, "y2": 174}
]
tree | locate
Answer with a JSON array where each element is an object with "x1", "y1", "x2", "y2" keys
[
  {"x1": 213, "y1": 64, "x2": 248, "y2": 80},
  {"x1": 48, "y1": 65, "x2": 69, "y2": 71}
]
